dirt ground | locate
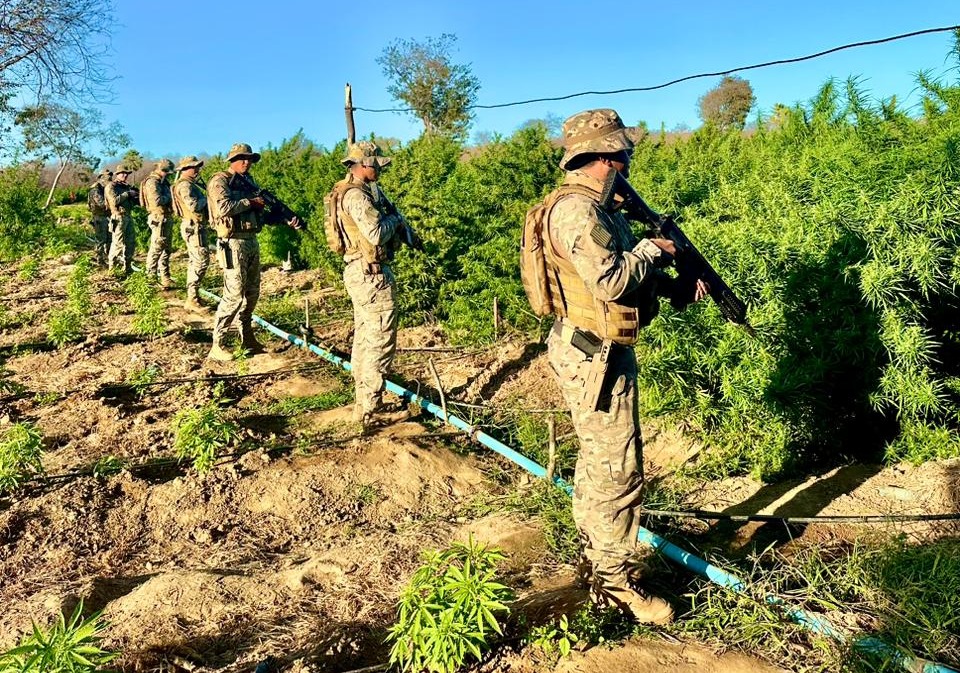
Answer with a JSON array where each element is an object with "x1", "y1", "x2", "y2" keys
[{"x1": 1, "y1": 251, "x2": 956, "y2": 672}]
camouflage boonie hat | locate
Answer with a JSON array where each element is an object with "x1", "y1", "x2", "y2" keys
[
  {"x1": 341, "y1": 141, "x2": 391, "y2": 168},
  {"x1": 114, "y1": 163, "x2": 136, "y2": 175},
  {"x1": 226, "y1": 142, "x2": 261, "y2": 163},
  {"x1": 97, "y1": 168, "x2": 112, "y2": 179},
  {"x1": 154, "y1": 159, "x2": 174, "y2": 172},
  {"x1": 559, "y1": 109, "x2": 634, "y2": 171},
  {"x1": 176, "y1": 155, "x2": 204, "y2": 171}
]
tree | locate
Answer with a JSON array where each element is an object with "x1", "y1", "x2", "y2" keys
[
  {"x1": 376, "y1": 34, "x2": 480, "y2": 139},
  {"x1": 14, "y1": 100, "x2": 129, "y2": 208},
  {"x1": 0, "y1": 0, "x2": 114, "y2": 102},
  {"x1": 697, "y1": 76, "x2": 755, "y2": 130}
]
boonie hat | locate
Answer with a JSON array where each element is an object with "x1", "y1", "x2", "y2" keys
[
  {"x1": 227, "y1": 143, "x2": 261, "y2": 163},
  {"x1": 341, "y1": 140, "x2": 391, "y2": 168},
  {"x1": 176, "y1": 155, "x2": 205, "y2": 171},
  {"x1": 559, "y1": 109, "x2": 635, "y2": 171}
]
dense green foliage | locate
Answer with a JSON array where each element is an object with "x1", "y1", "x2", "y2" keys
[
  {"x1": 0, "y1": 168, "x2": 87, "y2": 260},
  {"x1": 387, "y1": 537, "x2": 513, "y2": 673}
]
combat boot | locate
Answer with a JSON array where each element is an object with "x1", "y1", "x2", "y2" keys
[
  {"x1": 207, "y1": 342, "x2": 234, "y2": 362},
  {"x1": 160, "y1": 276, "x2": 174, "y2": 290},
  {"x1": 240, "y1": 324, "x2": 266, "y2": 354},
  {"x1": 592, "y1": 583, "x2": 674, "y2": 625},
  {"x1": 186, "y1": 295, "x2": 209, "y2": 312}
]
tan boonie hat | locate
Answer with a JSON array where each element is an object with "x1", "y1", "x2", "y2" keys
[
  {"x1": 226, "y1": 142, "x2": 261, "y2": 163},
  {"x1": 155, "y1": 159, "x2": 174, "y2": 172},
  {"x1": 559, "y1": 108, "x2": 635, "y2": 171},
  {"x1": 341, "y1": 140, "x2": 391, "y2": 168},
  {"x1": 176, "y1": 155, "x2": 204, "y2": 171},
  {"x1": 114, "y1": 163, "x2": 135, "y2": 175},
  {"x1": 97, "y1": 168, "x2": 113, "y2": 179}
]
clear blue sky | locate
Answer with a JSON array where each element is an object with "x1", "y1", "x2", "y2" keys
[{"x1": 108, "y1": 1, "x2": 960, "y2": 158}]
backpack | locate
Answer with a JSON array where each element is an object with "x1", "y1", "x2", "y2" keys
[
  {"x1": 520, "y1": 197, "x2": 557, "y2": 317},
  {"x1": 87, "y1": 182, "x2": 106, "y2": 213},
  {"x1": 323, "y1": 181, "x2": 355, "y2": 256}
]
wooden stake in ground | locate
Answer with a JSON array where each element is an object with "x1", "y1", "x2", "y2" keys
[
  {"x1": 345, "y1": 83, "x2": 356, "y2": 146},
  {"x1": 428, "y1": 357, "x2": 448, "y2": 424},
  {"x1": 545, "y1": 415, "x2": 557, "y2": 481}
]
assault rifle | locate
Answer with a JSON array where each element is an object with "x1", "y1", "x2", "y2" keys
[
  {"x1": 370, "y1": 182, "x2": 423, "y2": 252},
  {"x1": 231, "y1": 172, "x2": 305, "y2": 229},
  {"x1": 599, "y1": 170, "x2": 753, "y2": 334}
]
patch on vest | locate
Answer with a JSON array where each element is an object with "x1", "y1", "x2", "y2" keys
[{"x1": 589, "y1": 222, "x2": 613, "y2": 248}]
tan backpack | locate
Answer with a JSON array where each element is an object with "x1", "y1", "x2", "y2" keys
[
  {"x1": 520, "y1": 185, "x2": 597, "y2": 316},
  {"x1": 323, "y1": 180, "x2": 356, "y2": 256}
]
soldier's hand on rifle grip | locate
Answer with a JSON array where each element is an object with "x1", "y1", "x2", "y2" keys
[
  {"x1": 693, "y1": 279, "x2": 710, "y2": 303},
  {"x1": 650, "y1": 238, "x2": 677, "y2": 257},
  {"x1": 287, "y1": 216, "x2": 304, "y2": 230},
  {"x1": 249, "y1": 196, "x2": 266, "y2": 211}
]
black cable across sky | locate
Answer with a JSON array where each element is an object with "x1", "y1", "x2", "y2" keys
[{"x1": 354, "y1": 25, "x2": 960, "y2": 114}]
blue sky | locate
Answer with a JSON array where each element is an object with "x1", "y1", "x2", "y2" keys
[{"x1": 108, "y1": 1, "x2": 960, "y2": 158}]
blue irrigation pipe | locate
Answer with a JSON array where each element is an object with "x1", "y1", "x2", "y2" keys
[{"x1": 195, "y1": 285, "x2": 956, "y2": 673}]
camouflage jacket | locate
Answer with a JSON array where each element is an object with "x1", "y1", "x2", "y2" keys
[
  {"x1": 141, "y1": 171, "x2": 173, "y2": 220},
  {"x1": 105, "y1": 180, "x2": 137, "y2": 219},
  {"x1": 174, "y1": 176, "x2": 208, "y2": 225},
  {"x1": 88, "y1": 178, "x2": 110, "y2": 217},
  {"x1": 549, "y1": 170, "x2": 667, "y2": 303},
  {"x1": 208, "y1": 169, "x2": 262, "y2": 238},
  {"x1": 340, "y1": 178, "x2": 405, "y2": 264}
]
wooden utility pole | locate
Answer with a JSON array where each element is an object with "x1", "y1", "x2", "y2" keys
[{"x1": 345, "y1": 83, "x2": 356, "y2": 146}]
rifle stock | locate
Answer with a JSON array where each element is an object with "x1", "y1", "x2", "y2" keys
[{"x1": 604, "y1": 171, "x2": 753, "y2": 332}]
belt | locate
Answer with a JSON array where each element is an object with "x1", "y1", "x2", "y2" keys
[
  {"x1": 225, "y1": 231, "x2": 258, "y2": 240},
  {"x1": 348, "y1": 260, "x2": 387, "y2": 275},
  {"x1": 552, "y1": 320, "x2": 604, "y2": 357}
]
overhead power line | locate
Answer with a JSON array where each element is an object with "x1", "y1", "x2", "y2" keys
[{"x1": 355, "y1": 25, "x2": 960, "y2": 114}]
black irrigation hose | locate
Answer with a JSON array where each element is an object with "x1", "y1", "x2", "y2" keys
[{"x1": 642, "y1": 508, "x2": 960, "y2": 524}]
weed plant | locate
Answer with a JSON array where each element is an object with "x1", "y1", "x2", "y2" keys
[
  {"x1": 387, "y1": 537, "x2": 514, "y2": 673},
  {"x1": 0, "y1": 601, "x2": 117, "y2": 673},
  {"x1": 0, "y1": 423, "x2": 44, "y2": 495},
  {"x1": 18, "y1": 259, "x2": 40, "y2": 281},
  {"x1": 123, "y1": 272, "x2": 167, "y2": 338},
  {"x1": 172, "y1": 383, "x2": 239, "y2": 473},
  {"x1": 126, "y1": 366, "x2": 161, "y2": 396},
  {"x1": 47, "y1": 255, "x2": 94, "y2": 348}
]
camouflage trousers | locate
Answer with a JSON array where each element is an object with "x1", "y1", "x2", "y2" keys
[
  {"x1": 180, "y1": 220, "x2": 210, "y2": 301},
  {"x1": 145, "y1": 216, "x2": 173, "y2": 282},
  {"x1": 91, "y1": 215, "x2": 110, "y2": 266},
  {"x1": 344, "y1": 261, "x2": 397, "y2": 416},
  {"x1": 212, "y1": 237, "x2": 260, "y2": 345},
  {"x1": 546, "y1": 324, "x2": 645, "y2": 594},
  {"x1": 107, "y1": 215, "x2": 135, "y2": 273}
]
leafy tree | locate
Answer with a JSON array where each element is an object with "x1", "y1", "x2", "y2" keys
[
  {"x1": 15, "y1": 100, "x2": 128, "y2": 207},
  {"x1": 697, "y1": 75, "x2": 755, "y2": 130},
  {"x1": 0, "y1": 0, "x2": 115, "y2": 102},
  {"x1": 377, "y1": 33, "x2": 480, "y2": 139}
]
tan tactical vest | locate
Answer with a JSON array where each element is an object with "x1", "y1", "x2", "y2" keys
[
  {"x1": 544, "y1": 176, "x2": 641, "y2": 345},
  {"x1": 332, "y1": 178, "x2": 390, "y2": 264},
  {"x1": 211, "y1": 171, "x2": 262, "y2": 238},
  {"x1": 173, "y1": 177, "x2": 208, "y2": 224},
  {"x1": 140, "y1": 173, "x2": 172, "y2": 220}
]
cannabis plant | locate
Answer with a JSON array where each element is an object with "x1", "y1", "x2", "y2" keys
[
  {"x1": 0, "y1": 601, "x2": 117, "y2": 673},
  {"x1": 0, "y1": 422, "x2": 44, "y2": 494},
  {"x1": 172, "y1": 383, "x2": 239, "y2": 473},
  {"x1": 388, "y1": 537, "x2": 513, "y2": 673}
]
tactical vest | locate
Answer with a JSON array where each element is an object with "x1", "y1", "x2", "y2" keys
[
  {"x1": 173, "y1": 177, "x2": 207, "y2": 224},
  {"x1": 140, "y1": 174, "x2": 172, "y2": 219},
  {"x1": 211, "y1": 171, "x2": 262, "y2": 238},
  {"x1": 331, "y1": 178, "x2": 392, "y2": 264},
  {"x1": 543, "y1": 177, "x2": 641, "y2": 345}
]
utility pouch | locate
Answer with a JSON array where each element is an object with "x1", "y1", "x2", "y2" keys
[{"x1": 581, "y1": 338, "x2": 613, "y2": 413}]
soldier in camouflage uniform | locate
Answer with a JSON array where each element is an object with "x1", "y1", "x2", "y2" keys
[
  {"x1": 105, "y1": 164, "x2": 139, "y2": 275},
  {"x1": 142, "y1": 159, "x2": 176, "y2": 288},
  {"x1": 542, "y1": 109, "x2": 707, "y2": 624},
  {"x1": 87, "y1": 168, "x2": 112, "y2": 266},
  {"x1": 207, "y1": 143, "x2": 301, "y2": 362},
  {"x1": 330, "y1": 141, "x2": 420, "y2": 429},
  {"x1": 173, "y1": 156, "x2": 210, "y2": 311}
]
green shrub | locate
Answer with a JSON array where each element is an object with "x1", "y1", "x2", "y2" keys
[
  {"x1": 0, "y1": 601, "x2": 117, "y2": 673},
  {"x1": 47, "y1": 254, "x2": 94, "y2": 347},
  {"x1": 123, "y1": 272, "x2": 167, "y2": 338},
  {"x1": 172, "y1": 383, "x2": 239, "y2": 473},
  {"x1": 387, "y1": 537, "x2": 513, "y2": 673},
  {"x1": 0, "y1": 423, "x2": 44, "y2": 494}
]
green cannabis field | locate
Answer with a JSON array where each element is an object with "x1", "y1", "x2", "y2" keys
[{"x1": 229, "y1": 77, "x2": 958, "y2": 481}]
